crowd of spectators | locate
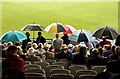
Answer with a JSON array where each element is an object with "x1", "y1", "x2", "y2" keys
[{"x1": 1, "y1": 32, "x2": 120, "y2": 79}]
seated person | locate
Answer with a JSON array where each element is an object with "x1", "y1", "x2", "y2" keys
[
  {"x1": 26, "y1": 48, "x2": 42, "y2": 62},
  {"x1": 43, "y1": 43, "x2": 54, "y2": 60},
  {"x1": 56, "y1": 45, "x2": 69, "y2": 59},
  {"x1": 2, "y1": 45, "x2": 25, "y2": 71},
  {"x1": 72, "y1": 46, "x2": 87, "y2": 65},
  {"x1": 88, "y1": 49, "x2": 107, "y2": 67},
  {"x1": 103, "y1": 45, "x2": 112, "y2": 57},
  {"x1": 99, "y1": 38, "x2": 112, "y2": 48}
]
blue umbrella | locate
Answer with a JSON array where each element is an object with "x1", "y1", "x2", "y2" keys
[
  {"x1": 69, "y1": 30, "x2": 96, "y2": 43},
  {"x1": 0, "y1": 30, "x2": 27, "y2": 43}
]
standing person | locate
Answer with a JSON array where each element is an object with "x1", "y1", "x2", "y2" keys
[
  {"x1": 53, "y1": 34, "x2": 63, "y2": 54},
  {"x1": 61, "y1": 34, "x2": 70, "y2": 45},
  {"x1": 99, "y1": 38, "x2": 112, "y2": 48},
  {"x1": 2, "y1": 45, "x2": 25, "y2": 71},
  {"x1": 22, "y1": 32, "x2": 31, "y2": 53},
  {"x1": 36, "y1": 32, "x2": 46, "y2": 45},
  {"x1": 115, "y1": 35, "x2": 120, "y2": 46}
]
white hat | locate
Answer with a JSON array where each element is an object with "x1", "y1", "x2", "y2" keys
[
  {"x1": 68, "y1": 44, "x2": 74, "y2": 49},
  {"x1": 78, "y1": 42, "x2": 87, "y2": 47},
  {"x1": 44, "y1": 42, "x2": 50, "y2": 48}
]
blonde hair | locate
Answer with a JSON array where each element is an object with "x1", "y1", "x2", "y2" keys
[{"x1": 33, "y1": 43, "x2": 38, "y2": 49}]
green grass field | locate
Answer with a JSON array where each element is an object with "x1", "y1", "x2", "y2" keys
[{"x1": 2, "y1": 2, "x2": 118, "y2": 39}]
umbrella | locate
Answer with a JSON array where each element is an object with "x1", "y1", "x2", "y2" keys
[
  {"x1": 0, "y1": 30, "x2": 27, "y2": 43},
  {"x1": 21, "y1": 24, "x2": 44, "y2": 31},
  {"x1": 21, "y1": 24, "x2": 45, "y2": 41},
  {"x1": 69, "y1": 30, "x2": 95, "y2": 43},
  {"x1": 63, "y1": 25, "x2": 76, "y2": 34},
  {"x1": 92, "y1": 26, "x2": 119, "y2": 40},
  {"x1": 44, "y1": 23, "x2": 68, "y2": 34}
]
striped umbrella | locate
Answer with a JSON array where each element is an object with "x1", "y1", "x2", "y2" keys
[
  {"x1": 63, "y1": 25, "x2": 76, "y2": 34},
  {"x1": 45, "y1": 23, "x2": 68, "y2": 34}
]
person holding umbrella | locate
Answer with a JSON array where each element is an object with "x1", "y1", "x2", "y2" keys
[
  {"x1": 22, "y1": 32, "x2": 31, "y2": 53},
  {"x1": 61, "y1": 34, "x2": 70, "y2": 45},
  {"x1": 36, "y1": 32, "x2": 46, "y2": 45},
  {"x1": 99, "y1": 38, "x2": 112, "y2": 48}
]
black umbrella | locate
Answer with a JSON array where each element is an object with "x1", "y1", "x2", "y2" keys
[
  {"x1": 21, "y1": 24, "x2": 44, "y2": 41},
  {"x1": 92, "y1": 26, "x2": 119, "y2": 40}
]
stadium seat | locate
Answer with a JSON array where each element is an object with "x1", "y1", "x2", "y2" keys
[
  {"x1": 52, "y1": 62, "x2": 68, "y2": 69},
  {"x1": 50, "y1": 69, "x2": 71, "y2": 75},
  {"x1": 25, "y1": 68, "x2": 46, "y2": 75},
  {"x1": 76, "y1": 70, "x2": 97, "y2": 79},
  {"x1": 25, "y1": 73, "x2": 46, "y2": 79},
  {"x1": 78, "y1": 74, "x2": 96, "y2": 79},
  {"x1": 23, "y1": 64, "x2": 42, "y2": 72},
  {"x1": 58, "y1": 59, "x2": 68, "y2": 63},
  {"x1": 69, "y1": 65, "x2": 87, "y2": 77},
  {"x1": 34, "y1": 61, "x2": 50, "y2": 70},
  {"x1": 50, "y1": 74, "x2": 74, "y2": 79},
  {"x1": 44, "y1": 59, "x2": 57, "y2": 65},
  {"x1": 45, "y1": 65, "x2": 64, "y2": 78},
  {"x1": 25, "y1": 61, "x2": 31, "y2": 65},
  {"x1": 91, "y1": 65, "x2": 106, "y2": 74}
]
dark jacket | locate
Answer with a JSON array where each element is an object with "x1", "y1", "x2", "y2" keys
[
  {"x1": 57, "y1": 51, "x2": 69, "y2": 59},
  {"x1": 72, "y1": 54, "x2": 87, "y2": 65},
  {"x1": 88, "y1": 57, "x2": 107, "y2": 66},
  {"x1": 61, "y1": 34, "x2": 70, "y2": 45},
  {"x1": 36, "y1": 36, "x2": 46, "y2": 45}
]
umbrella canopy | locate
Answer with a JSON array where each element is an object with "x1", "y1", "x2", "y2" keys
[
  {"x1": 45, "y1": 23, "x2": 68, "y2": 33},
  {"x1": 21, "y1": 24, "x2": 44, "y2": 31},
  {"x1": 63, "y1": 25, "x2": 76, "y2": 34},
  {"x1": 69, "y1": 30, "x2": 95, "y2": 43},
  {"x1": 92, "y1": 26, "x2": 119, "y2": 40},
  {"x1": 0, "y1": 30, "x2": 27, "y2": 43}
]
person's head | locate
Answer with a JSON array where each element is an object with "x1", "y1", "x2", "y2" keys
[
  {"x1": 44, "y1": 42, "x2": 50, "y2": 51},
  {"x1": 62, "y1": 44, "x2": 68, "y2": 53},
  {"x1": 32, "y1": 43, "x2": 38, "y2": 49},
  {"x1": 7, "y1": 42, "x2": 13, "y2": 47},
  {"x1": 98, "y1": 47, "x2": 103, "y2": 57},
  {"x1": 68, "y1": 44, "x2": 74, "y2": 49},
  {"x1": 38, "y1": 43, "x2": 43, "y2": 48},
  {"x1": 96, "y1": 44, "x2": 100, "y2": 49},
  {"x1": 26, "y1": 32, "x2": 30, "y2": 38},
  {"x1": 92, "y1": 49, "x2": 100, "y2": 57},
  {"x1": 14, "y1": 42, "x2": 20, "y2": 46},
  {"x1": 94, "y1": 72, "x2": 114, "y2": 79},
  {"x1": 17, "y1": 46, "x2": 23, "y2": 55},
  {"x1": 90, "y1": 48, "x2": 93, "y2": 55},
  {"x1": 38, "y1": 32, "x2": 42, "y2": 37},
  {"x1": 112, "y1": 45, "x2": 116, "y2": 55},
  {"x1": 64, "y1": 34, "x2": 68, "y2": 36},
  {"x1": 2, "y1": 68, "x2": 26, "y2": 79},
  {"x1": 73, "y1": 45, "x2": 79, "y2": 53},
  {"x1": 106, "y1": 46, "x2": 111, "y2": 50},
  {"x1": 28, "y1": 48, "x2": 34, "y2": 55},
  {"x1": 56, "y1": 33, "x2": 59, "y2": 38},
  {"x1": 79, "y1": 46, "x2": 87, "y2": 56},
  {"x1": 7, "y1": 45, "x2": 18, "y2": 57}
]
